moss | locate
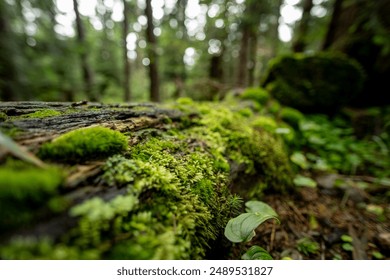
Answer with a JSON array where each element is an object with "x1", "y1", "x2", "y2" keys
[
  {"x1": 0, "y1": 237, "x2": 99, "y2": 260},
  {"x1": 280, "y1": 107, "x2": 305, "y2": 129},
  {"x1": 263, "y1": 52, "x2": 365, "y2": 113},
  {"x1": 0, "y1": 161, "x2": 63, "y2": 231},
  {"x1": 20, "y1": 109, "x2": 62, "y2": 119},
  {"x1": 0, "y1": 112, "x2": 7, "y2": 121},
  {"x1": 38, "y1": 126, "x2": 128, "y2": 163},
  {"x1": 240, "y1": 87, "x2": 270, "y2": 105},
  {"x1": 251, "y1": 116, "x2": 278, "y2": 133},
  {"x1": 0, "y1": 101, "x2": 293, "y2": 260}
]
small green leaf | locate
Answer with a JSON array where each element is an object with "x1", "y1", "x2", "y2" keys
[
  {"x1": 341, "y1": 234, "x2": 353, "y2": 243},
  {"x1": 0, "y1": 131, "x2": 45, "y2": 168},
  {"x1": 242, "y1": 246, "x2": 273, "y2": 260},
  {"x1": 224, "y1": 201, "x2": 279, "y2": 243},
  {"x1": 342, "y1": 243, "x2": 354, "y2": 251},
  {"x1": 290, "y1": 152, "x2": 309, "y2": 169},
  {"x1": 293, "y1": 175, "x2": 317, "y2": 188}
]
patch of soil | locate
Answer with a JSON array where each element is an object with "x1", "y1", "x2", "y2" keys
[{"x1": 239, "y1": 182, "x2": 390, "y2": 260}]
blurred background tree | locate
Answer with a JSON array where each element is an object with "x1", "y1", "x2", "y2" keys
[{"x1": 0, "y1": 0, "x2": 388, "y2": 106}]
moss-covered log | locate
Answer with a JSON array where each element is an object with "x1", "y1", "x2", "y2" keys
[{"x1": 0, "y1": 100, "x2": 293, "y2": 259}]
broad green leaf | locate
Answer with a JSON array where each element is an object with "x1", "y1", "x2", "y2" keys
[
  {"x1": 242, "y1": 246, "x2": 273, "y2": 260},
  {"x1": 0, "y1": 131, "x2": 45, "y2": 168},
  {"x1": 224, "y1": 201, "x2": 279, "y2": 243},
  {"x1": 245, "y1": 201, "x2": 278, "y2": 217},
  {"x1": 293, "y1": 175, "x2": 317, "y2": 188}
]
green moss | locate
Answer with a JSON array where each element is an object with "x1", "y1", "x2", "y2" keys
[
  {"x1": 0, "y1": 161, "x2": 63, "y2": 231},
  {"x1": 262, "y1": 52, "x2": 365, "y2": 113},
  {"x1": 240, "y1": 87, "x2": 270, "y2": 105},
  {"x1": 0, "y1": 112, "x2": 7, "y2": 121},
  {"x1": 0, "y1": 237, "x2": 99, "y2": 260},
  {"x1": 251, "y1": 116, "x2": 278, "y2": 133},
  {"x1": 280, "y1": 107, "x2": 305, "y2": 129},
  {"x1": 38, "y1": 126, "x2": 128, "y2": 163},
  {"x1": 0, "y1": 101, "x2": 293, "y2": 260},
  {"x1": 21, "y1": 109, "x2": 62, "y2": 119}
]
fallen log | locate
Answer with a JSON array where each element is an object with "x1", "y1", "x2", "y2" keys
[{"x1": 0, "y1": 100, "x2": 292, "y2": 259}]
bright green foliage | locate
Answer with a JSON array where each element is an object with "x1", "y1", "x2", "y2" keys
[
  {"x1": 296, "y1": 237, "x2": 320, "y2": 256},
  {"x1": 280, "y1": 107, "x2": 304, "y2": 129},
  {"x1": 241, "y1": 245, "x2": 273, "y2": 260},
  {"x1": 263, "y1": 52, "x2": 365, "y2": 113},
  {"x1": 251, "y1": 116, "x2": 278, "y2": 133},
  {"x1": 224, "y1": 201, "x2": 279, "y2": 243},
  {"x1": 0, "y1": 161, "x2": 63, "y2": 231},
  {"x1": 239, "y1": 87, "x2": 270, "y2": 106},
  {"x1": 39, "y1": 126, "x2": 128, "y2": 163},
  {"x1": 293, "y1": 175, "x2": 317, "y2": 188},
  {"x1": 295, "y1": 115, "x2": 390, "y2": 177},
  {"x1": 0, "y1": 237, "x2": 99, "y2": 260},
  {"x1": 20, "y1": 109, "x2": 61, "y2": 119}
]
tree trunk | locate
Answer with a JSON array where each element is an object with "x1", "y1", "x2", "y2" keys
[
  {"x1": 270, "y1": 0, "x2": 283, "y2": 57},
  {"x1": 236, "y1": 27, "x2": 250, "y2": 87},
  {"x1": 292, "y1": 0, "x2": 314, "y2": 53},
  {"x1": 322, "y1": 0, "x2": 344, "y2": 50},
  {"x1": 73, "y1": 0, "x2": 96, "y2": 102},
  {"x1": 123, "y1": 0, "x2": 131, "y2": 102},
  {"x1": 145, "y1": 0, "x2": 160, "y2": 102},
  {"x1": 0, "y1": 1, "x2": 19, "y2": 101},
  {"x1": 247, "y1": 33, "x2": 258, "y2": 87}
]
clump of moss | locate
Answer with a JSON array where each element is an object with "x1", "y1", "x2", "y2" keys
[
  {"x1": 0, "y1": 160, "x2": 63, "y2": 231},
  {"x1": 0, "y1": 112, "x2": 7, "y2": 121},
  {"x1": 21, "y1": 109, "x2": 62, "y2": 119},
  {"x1": 38, "y1": 126, "x2": 128, "y2": 163},
  {"x1": 263, "y1": 52, "x2": 365, "y2": 113},
  {"x1": 280, "y1": 107, "x2": 305, "y2": 129},
  {"x1": 240, "y1": 87, "x2": 270, "y2": 106}
]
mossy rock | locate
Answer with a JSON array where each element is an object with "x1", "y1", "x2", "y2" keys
[
  {"x1": 38, "y1": 126, "x2": 128, "y2": 163},
  {"x1": 262, "y1": 52, "x2": 365, "y2": 113},
  {"x1": 239, "y1": 87, "x2": 270, "y2": 106}
]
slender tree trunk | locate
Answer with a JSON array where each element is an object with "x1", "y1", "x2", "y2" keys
[
  {"x1": 123, "y1": 0, "x2": 131, "y2": 102},
  {"x1": 0, "y1": 1, "x2": 19, "y2": 101},
  {"x1": 73, "y1": 0, "x2": 96, "y2": 101},
  {"x1": 236, "y1": 27, "x2": 250, "y2": 87},
  {"x1": 247, "y1": 32, "x2": 258, "y2": 87},
  {"x1": 145, "y1": 0, "x2": 160, "y2": 102},
  {"x1": 271, "y1": 0, "x2": 283, "y2": 57},
  {"x1": 173, "y1": 0, "x2": 188, "y2": 99},
  {"x1": 322, "y1": 0, "x2": 344, "y2": 50},
  {"x1": 292, "y1": 0, "x2": 314, "y2": 52}
]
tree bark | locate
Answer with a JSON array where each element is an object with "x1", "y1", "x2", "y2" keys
[
  {"x1": 145, "y1": 0, "x2": 160, "y2": 102},
  {"x1": 73, "y1": 0, "x2": 96, "y2": 102},
  {"x1": 236, "y1": 27, "x2": 250, "y2": 87}
]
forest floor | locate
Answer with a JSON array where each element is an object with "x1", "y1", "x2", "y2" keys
[{"x1": 244, "y1": 174, "x2": 390, "y2": 260}]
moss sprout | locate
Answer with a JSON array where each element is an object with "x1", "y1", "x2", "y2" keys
[
  {"x1": 21, "y1": 109, "x2": 62, "y2": 119},
  {"x1": 38, "y1": 126, "x2": 128, "y2": 163}
]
